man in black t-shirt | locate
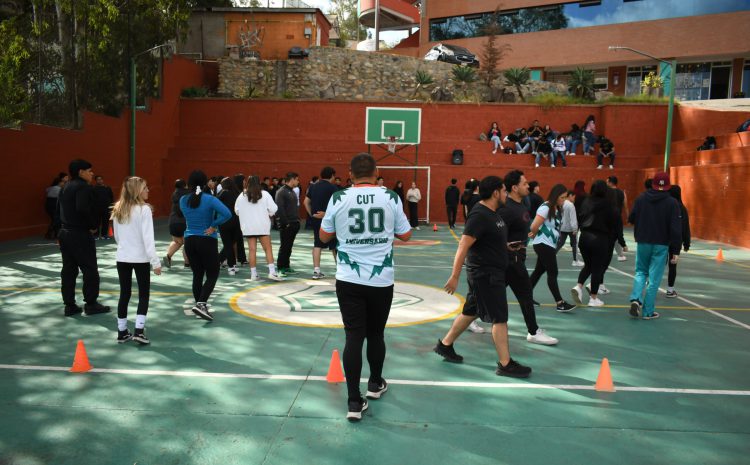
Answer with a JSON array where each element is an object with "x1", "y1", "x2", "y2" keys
[
  {"x1": 607, "y1": 176, "x2": 628, "y2": 261},
  {"x1": 527, "y1": 181, "x2": 544, "y2": 217},
  {"x1": 305, "y1": 166, "x2": 339, "y2": 279},
  {"x1": 598, "y1": 136, "x2": 616, "y2": 169},
  {"x1": 434, "y1": 176, "x2": 532, "y2": 378},
  {"x1": 92, "y1": 175, "x2": 114, "y2": 239},
  {"x1": 444, "y1": 178, "x2": 460, "y2": 229},
  {"x1": 500, "y1": 170, "x2": 558, "y2": 346}
]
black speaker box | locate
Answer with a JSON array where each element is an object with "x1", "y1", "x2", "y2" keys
[{"x1": 452, "y1": 149, "x2": 464, "y2": 165}]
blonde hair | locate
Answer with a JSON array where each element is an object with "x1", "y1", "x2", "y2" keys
[{"x1": 111, "y1": 177, "x2": 149, "y2": 224}]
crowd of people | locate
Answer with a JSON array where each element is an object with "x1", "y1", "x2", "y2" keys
[
  {"x1": 488, "y1": 115, "x2": 617, "y2": 170},
  {"x1": 49, "y1": 151, "x2": 689, "y2": 421}
]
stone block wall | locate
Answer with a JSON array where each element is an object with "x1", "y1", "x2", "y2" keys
[{"x1": 218, "y1": 47, "x2": 568, "y2": 102}]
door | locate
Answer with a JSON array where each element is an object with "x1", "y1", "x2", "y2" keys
[{"x1": 710, "y1": 66, "x2": 731, "y2": 99}]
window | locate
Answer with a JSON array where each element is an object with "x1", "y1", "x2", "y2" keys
[
  {"x1": 625, "y1": 65, "x2": 657, "y2": 96},
  {"x1": 674, "y1": 63, "x2": 711, "y2": 101},
  {"x1": 742, "y1": 60, "x2": 750, "y2": 97},
  {"x1": 428, "y1": 0, "x2": 750, "y2": 41},
  {"x1": 546, "y1": 68, "x2": 608, "y2": 90}
]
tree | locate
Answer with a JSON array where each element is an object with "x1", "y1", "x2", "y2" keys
[
  {"x1": 328, "y1": 0, "x2": 366, "y2": 46},
  {"x1": 0, "y1": 18, "x2": 30, "y2": 127},
  {"x1": 568, "y1": 67, "x2": 595, "y2": 100},
  {"x1": 503, "y1": 67, "x2": 530, "y2": 102},
  {"x1": 479, "y1": 9, "x2": 511, "y2": 88},
  {"x1": 0, "y1": 0, "x2": 196, "y2": 128}
]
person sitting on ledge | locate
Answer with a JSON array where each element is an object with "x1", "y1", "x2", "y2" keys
[
  {"x1": 597, "y1": 135, "x2": 616, "y2": 170},
  {"x1": 488, "y1": 122, "x2": 502, "y2": 154},
  {"x1": 505, "y1": 128, "x2": 530, "y2": 154}
]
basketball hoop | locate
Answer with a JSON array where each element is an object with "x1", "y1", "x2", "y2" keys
[{"x1": 387, "y1": 136, "x2": 398, "y2": 153}]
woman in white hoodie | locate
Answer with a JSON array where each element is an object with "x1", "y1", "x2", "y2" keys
[
  {"x1": 234, "y1": 175, "x2": 280, "y2": 281},
  {"x1": 112, "y1": 177, "x2": 161, "y2": 345}
]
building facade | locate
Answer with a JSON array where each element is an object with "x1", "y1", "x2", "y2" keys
[
  {"x1": 384, "y1": 0, "x2": 750, "y2": 99},
  {"x1": 180, "y1": 7, "x2": 331, "y2": 61}
]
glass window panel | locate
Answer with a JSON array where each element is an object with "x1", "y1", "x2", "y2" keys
[{"x1": 429, "y1": 0, "x2": 750, "y2": 41}]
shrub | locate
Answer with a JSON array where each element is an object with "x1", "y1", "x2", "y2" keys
[
  {"x1": 181, "y1": 87, "x2": 209, "y2": 98},
  {"x1": 503, "y1": 67, "x2": 530, "y2": 102}
]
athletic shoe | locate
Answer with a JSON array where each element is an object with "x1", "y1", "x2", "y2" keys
[
  {"x1": 526, "y1": 329, "x2": 558, "y2": 345},
  {"x1": 220, "y1": 260, "x2": 228, "y2": 269},
  {"x1": 666, "y1": 289, "x2": 678, "y2": 298},
  {"x1": 416, "y1": 226, "x2": 421, "y2": 230},
  {"x1": 132, "y1": 329, "x2": 150, "y2": 345},
  {"x1": 468, "y1": 320, "x2": 485, "y2": 333},
  {"x1": 597, "y1": 165, "x2": 603, "y2": 169},
  {"x1": 556, "y1": 301, "x2": 576, "y2": 312},
  {"x1": 267, "y1": 272, "x2": 283, "y2": 281},
  {"x1": 586, "y1": 284, "x2": 610, "y2": 295},
  {"x1": 433, "y1": 339, "x2": 463, "y2": 363},
  {"x1": 346, "y1": 398, "x2": 369, "y2": 422},
  {"x1": 588, "y1": 297, "x2": 605, "y2": 307},
  {"x1": 312, "y1": 270, "x2": 325, "y2": 280},
  {"x1": 571, "y1": 286, "x2": 584, "y2": 305},
  {"x1": 117, "y1": 329, "x2": 133, "y2": 343},
  {"x1": 629, "y1": 300, "x2": 642, "y2": 318},
  {"x1": 535, "y1": 163, "x2": 540, "y2": 168},
  {"x1": 250, "y1": 274, "x2": 261, "y2": 282},
  {"x1": 642, "y1": 312, "x2": 661, "y2": 320},
  {"x1": 551, "y1": 164, "x2": 556, "y2": 168},
  {"x1": 192, "y1": 302, "x2": 213, "y2": 321},
  {"x1": 496, "y1": 359, "x2": 531, "y2": 378},
  {"x1": 532, "y1": 299, "x2": 540, "y2": 306},
  {"x1": 279, "y1": 267, "x2": 297, "y2": 275},
  {"x1": 228, "y1": 266, "x2": 236, "y2": 276},
  {"x1": 64, "y1": 304, "x2": 83, "y2": 317},
  {"x1": 572, "y1": 260, "x2": 584, "y2": 267},
  {"x1": 84, "y1": 303, "x2": 110, "y2": 315},
  {"x1": 163, "y1": 255, "x2": 172, "y2": 269},
  {"x1": 609, "y1": 165, "x2": 614, "y2": 169},
  {"x1": 365, "y1": 379, "x2": 388, "y2": 399},
  {"x1": 617, "y1": 255, "x2": 627, "y2": 262}
]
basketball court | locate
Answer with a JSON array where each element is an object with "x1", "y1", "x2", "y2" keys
[{"x1": 0, "y1": 221, "x2": 749, "y2": 465}]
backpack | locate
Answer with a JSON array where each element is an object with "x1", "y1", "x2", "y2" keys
[
  {"x1": 738, "y1": 119, "x2": 750, "y2": 133},
  {"x1": 697, "y1": 136, "x2": 716, "y2": 151}
]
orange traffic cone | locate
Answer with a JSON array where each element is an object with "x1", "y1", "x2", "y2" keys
[
  {"x1": 716, "y1": 248, "x2": 724, "y2": 262},
  {"x1": 108, "y1": 223, "x2": 114, "y2": 238},
  {"x1": 326, "y1": 349, "x2": 345, "y2": 383},
  {"x1": 433, "y1": 223, "x2": 438, "y2": 232},
  {"x1": 70, "y1": 340, "x2": 92, "y2": 373},
  {"x1": 594, "y1": 357, "x2": 615, "y2": 392}
]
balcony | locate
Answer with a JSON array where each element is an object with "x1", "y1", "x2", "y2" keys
[{"x1": 358, "y1": 0, "x2": 420, "y2": 31}]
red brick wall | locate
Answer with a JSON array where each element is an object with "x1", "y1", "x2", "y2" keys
[{"x1": 0, "y1": 56, "x2": 205, "y2": 241}]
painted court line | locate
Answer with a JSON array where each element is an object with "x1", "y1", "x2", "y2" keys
[
  {"x1": 0, "y1": 364, "x2": 748, "y2": 396},
  {"x1": 607, "y1": 266, "x2": 750, "y2": 331}
]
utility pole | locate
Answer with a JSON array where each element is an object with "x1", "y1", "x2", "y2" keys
[{"x1": 374, "y1": 0, "x2": 380, "y2": 51}]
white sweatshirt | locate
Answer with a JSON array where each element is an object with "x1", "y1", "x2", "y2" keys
[
  {"x1": 235, "y1": 190, "x2": 278, "y2": 236},
  {"x1": 114, "y1": 204, "x2": 160, "y2": 269}
]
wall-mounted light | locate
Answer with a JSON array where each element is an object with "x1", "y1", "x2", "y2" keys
[{"x1": 613, "y1": 72, "x2": 620, "y2": 86}]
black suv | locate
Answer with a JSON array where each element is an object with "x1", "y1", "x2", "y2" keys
[
  {"x1": 288, "y1": 47, "x2": 309, "y2": 59},
  {"x1": 424, "y1": 43, "x2": 480, "y2": 67}
]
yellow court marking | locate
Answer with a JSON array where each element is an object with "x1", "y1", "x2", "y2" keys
[
  {"x1": 228, "y1": 281, "x2": 464, "y2": 328},
  {"x1": 535, "y1": 303, "x2": 750, "y2": 312},
  {"x1": 449, "y1": 227, "x2": 460, "y2": 243}
]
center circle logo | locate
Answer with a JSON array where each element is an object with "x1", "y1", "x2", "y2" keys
[{"x1": 229, "y1": 281, "x2": 462, "y2": 327}]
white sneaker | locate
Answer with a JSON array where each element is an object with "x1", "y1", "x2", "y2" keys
[
  {"x1": 228, "y1": 266, "x2": 237, "y2": 276},
  {"x1": 468, "y1": 320, "x2": 485, "y2": 334},
  {"x1": 526, "y1": 328, "x2": 558, "y2": 345},
  {"x1": 572, "y1": 260, "x2": 584, "y2": 267},
  {"x1": 586, "y1": 284, "x2": 610, "y2": 295},
  {"x1": 535, "y1": 163, "x2": 540, "y2": 168},
  {"x1": 617, "y1": 255, "x2": 627, "y2": 262},
  {"x1": 609, "y1": 165, "x2": 614, "y2": 169},
  {"x1": 267, "y1": 272, "x2": 283, "y2": 281},
  {"x1": 250, "y1": 274, "x2": 261, "y2": 282},
  {"x1": 416, "y1": 226, "x2": 421, "y2": 230},
  {"x1": 588, "y1": 297, "x2": 605, "y2": 307},
  {"x1": 551, "y1": 164, "x2": 556, "y2": 168},
  {"x1": 596, "y1": 165, "x2": 603, "y2": 169},
  {"x1": 571, "y1": 285, "x2": 584, "y2": 305}
]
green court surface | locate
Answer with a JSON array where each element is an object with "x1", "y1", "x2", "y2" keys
[{"x1": 0, "y1": 222, "x2": 749, "y2": 465}]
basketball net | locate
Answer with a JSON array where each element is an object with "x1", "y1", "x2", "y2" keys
[{"x1": 387, "y1": 136, "x2": 398, "y2": 153}]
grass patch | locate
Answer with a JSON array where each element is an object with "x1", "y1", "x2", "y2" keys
[
  {"x1": 528, "y1": 93, "x2": 592, "y2": 108},
  {"x1": 604, "y1": 95, "x2": 672, "y2": 104}
]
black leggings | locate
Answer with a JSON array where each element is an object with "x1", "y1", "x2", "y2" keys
[
  {"x1": 556, "y1": 231, "x2": 579, "y2": 261},
  {"x1": 185, "y1": 235, "x2": 220, "y2": 303},
  {"x1": 530, "y1": 243, "x2": 562, "y2": 302},
  {"x1": 117, "y1": 262, "x2": 150, "y2": 319},
  {"x1": 408, "y1": 201, "x2": 419, "y2": 227},
  {"x1": 578, "y1": 231, "x2": 610, "y2": 295},
  {"x1": 219, "y1": 218, "x2": 242, "y2": 267},
  {"x1": 336, "y1": 280, "x2": 393, "y2": 401},
  {"x1": 668, "y1": 254, "x2": 678, "y2": 287}
]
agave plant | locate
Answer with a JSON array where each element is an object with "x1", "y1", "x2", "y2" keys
[
  {"x1": 568, "y1": 67, "x2": 595, "y2": 100},
  {"x1": 503, "y1": 67, "x2": 530, "y2": 102},
  {"x1": 451, "y1": 65, "x2": 477, "y2": 98},
  {"x1": 411, "y1": 69, "x2": 435, "y2": 99}
]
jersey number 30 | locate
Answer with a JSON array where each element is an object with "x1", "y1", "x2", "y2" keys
[{"x1": 348, "y1": 208, "x2": 385, "y2": 234}]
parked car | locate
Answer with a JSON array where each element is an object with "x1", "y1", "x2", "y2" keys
[
  {"x1": 288, "y1": 47, "x2": 309, "y2": 59},
  {"x1": 424, "y1": 43, "x2": 480, "y2": 67}
]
